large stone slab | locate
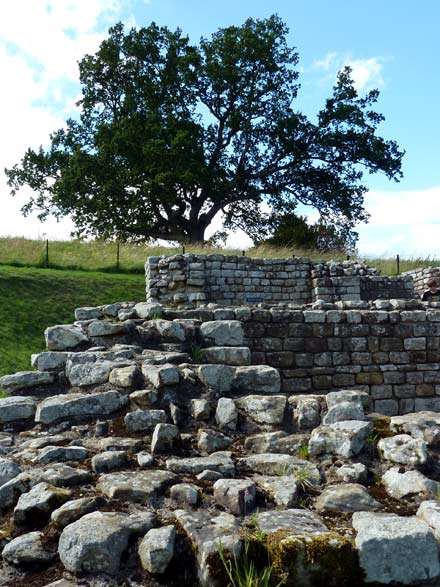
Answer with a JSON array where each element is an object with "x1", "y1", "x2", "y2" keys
[
  {"x1": 390, "y1": 411, "x2": 440, "y2": 439},
  {"x1": 382, "y1": 467, "x2": 440, "y2": 499},
  {"x1": 200, "y1": 347, "x2": 251, "y2": 366},
  {"x1": 200, "y1": 321, "x2": 244, "y2": 346},
  {"x1": 0, "y1": 458, "x2": 22, "y2": 486},
  {"x1": 124, "y1": 409, "x2": 167, "y2": 433},
  {"x1": 45, "y1": 324, "x2": 89, "y2": 351},
  {"x1": 0, "y1": 371, "x2": 55, "y2": 393},
  {"x1": 417, "y1": 500, "x2": 440, "y2": 539},
  {"x1": 2, "y1": 531, "x2": 56, "y2": 566},
  {"x1": 35, "y1": 390, "x2": 128, "y2": 424},
  {"x1": 377, "y1": 434, "x2": 427, "y2": 466},
  {"x1": 166, "y1": 452, "x2": 235, "y2": 476},
  {"x1": 232, "y1": 365, "x2": 281, "y2": 393},
  {"x1": 353, "y1": 511, "x2": 440, "y2": 584},
  {"x1": 97, "y1": 470, "x2": 177, "y2": 502},
  {"x1": 198, "y1": 365, "x2": 235, "y2": 392},
  {"x1": 66, "y1": 360, "x2": 115, "y2": 386},
  {"x1": 237, "y1": 454, "x2": 320, "y2": 485},
  {"x1": 58, "y1": 511, "x2": 155, "y2": 574},
  {"x1": 315, "y1": 484, "x2": 382, "y2": 513},
  {"x1": 256, "y1": 508, "x2": 327, "y2": 536},
  {"x1": 13, "y1": 481, "x2": 71, "y2": 526},
  {"x1": 309, "y1": 420, "x2": 373, "y2": 458},
  {"x1": 235, "y1": 395, "x2": 286, "y2": 424},
  {"x1": 0, "y1": 396, "x2": 37, "y2": 423},
  {"x1": 138, "y1": 525, "x2": 176, "y2": 574},
  {"x1": 141, "y1": 364, "x2": 179, "y2": 388}
]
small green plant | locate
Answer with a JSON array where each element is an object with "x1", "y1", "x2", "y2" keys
[
  {"x1": 434, "y1": 489, "x2": 440, "y2": 501},
  {"x1": 366, "y1": 430, "x2": 381, "y2": 458},
  {"x1": 291, "y1": 464, "x2": 317, "y2": 492},
  {"x1": 148, "y1": 313, "x2": 162, "y2": 320},
  {"x1": 190, "y1": 344, "x2": 204, "y2": 363},
  {"x1": 274, "y1": 464, "x2": 290, "y2": 477},
  {"x1": 218, "y1": 540, "x2": 286, "y2": 587},
  {"x1": 295, "y1": 444, "x2": 310, "y2": 459}
]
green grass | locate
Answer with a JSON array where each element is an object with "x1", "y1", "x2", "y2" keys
[
  {"x1": 0, "y1": 265, "x2": 145, "y2": 377},
  {"x1": 0, "y1": 236, "x2": 439, "y2": 275}
]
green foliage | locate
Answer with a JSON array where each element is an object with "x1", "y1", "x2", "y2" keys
[
  {"x1": 6, "y1": 16, "x2": 403, "y2": 244},
  {"x1": 295, "y1": 444, "x2": 310, "y2": 459},
  {"x1": 190, "y1": 344, "x2": 204, "y2": 363},
  {"x1": 0, "y1": 265, "x2": 145, "y2": 377},
  {"x1": 219, "y1": 540, "x2": 286, "y2": 587}
]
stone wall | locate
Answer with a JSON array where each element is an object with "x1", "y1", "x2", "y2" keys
[
  {"x1": 403, "y1": 267, "x2": 440, "y2": 296},
  {"x1": 146, "y1": 254, "x2": 407, "y2": 307}
]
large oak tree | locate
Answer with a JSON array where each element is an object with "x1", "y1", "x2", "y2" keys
[{"x1": 5, "y1": 16, "x2": 404, "y2": 244}]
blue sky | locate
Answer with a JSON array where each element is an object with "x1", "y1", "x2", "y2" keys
[{"x1": 1, "y1": 0, "x2": 439, "y2": 257}]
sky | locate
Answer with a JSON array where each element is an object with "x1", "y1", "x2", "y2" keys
[{"x1": 1, "y1": 0, "x2": 439, "y2": 257}]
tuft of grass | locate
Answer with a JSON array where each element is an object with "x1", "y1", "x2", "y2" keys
[
  {"x1": 219, "y1": 540, "x2": 286, "y2": 587},
  {"x1": 0, "y1": 265, "x2": 145, "y2": 377},
  {"x1": 190, "y1": 344, "x2": 204, "y2": 363},
  {"x1": 295, "y1": 445, "x2": 310, "y2": 459}
]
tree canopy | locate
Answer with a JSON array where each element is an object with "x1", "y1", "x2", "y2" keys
[{"x1": 5, "y1": 16, "x2": 404, "y2": 244}]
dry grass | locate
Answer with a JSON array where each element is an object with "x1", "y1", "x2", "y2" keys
[{"x1": 0, "y1": 236, "x2": 438, "y2": 276}]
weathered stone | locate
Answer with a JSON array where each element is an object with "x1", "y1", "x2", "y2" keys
[
  {"x1": 213, "y1": 479, "x2": 256, "y2": 515},
  {"x1": 37, "y1": 445, "x2": 88, "y2": 465},
  {"x1": 390, "y1": 411, "x2": 440, "y2": 439},
  {"x1": 109, "y1": 365, "x2": 139, "y2": 388},
  {"x1": 74, "y1": 306, "x2": 103, "y2": 321},
  {"x1": 290, "y1": 396, "x2": 322, "y2": 431},
  {"x1": 66, "y1": 361, "x2": 113, "y2": 386},
  {"x1": 378, "y1": 434, "x2": 428, "y2": 466},
  {"x1": 139, "y1": 525, "x2": 176, "y2": 574},
  {"x1": 326, "y1": 389, "x2": 371, "y2": 410},
  {"x1": 2, "y1": 531, "x2": 56, "y2": 566},
  {"x1": 253, "y1": 475, "x2": 299, "y2": 508},
  {"x1": 190, "y1": 399, "x2": 211, "y2": 421},
  {"x1": 35, "y1": 391, "x2": 128, "y2": 424},
  {"x1": 100, "y1": 436, "x2": 144, "y2": 453},
  {"x1": 91, "y1": 450, "x2": 129, "y2": 474},
  {"x1": 0, "y1": 473, "x2": 31, "y2": 510},
  {"x1": 142, "y1": 364, "x2": 179, "y2": 388},
  {"x1": 154, "y1": 319, "x2": 186, "y2": 342},
  {"x1": 175, "y1": 509, "x2": 241, "y2": 587},
  {"x1": 34, "y1": 464, "x2": 91, "y2": 487},
  {"x1": 58, "y1": 511, "x2": 155, "y2": 574},
  {"x1": 125, "y1": 409, "x2": 167, "y2": 433},
  {"x1": 0, "y1": 458, "x2": 21, "y2": 486},
  {"x1": 51, "y1": 496, "x2": 105, "y2": 528},
  {"x1": 0, "y1": 371, "x2": 55, "y2": 393},
  {"x1": 31, "y1": 351, "x2": 68, "y2": 372},
  {"x1": 87, "y1": 321, "x2": 131, "y2": 337},
  {"x1": 0, "y1": 396, "x2": 36, "y2": 424},
  {"x1": 235, "y1": 395, "x2": 286, "y2": 424},
  {"x1": 170, "y1": 483, "x2": 200, "y2": 506},
  {"x1": 45, "y1": 324, "x2": 89, "y2": 351},
  {"x1": 237, "y1": 454, "x2": 320, "y2": 485},
  {"x1": 215, "y1": 398, "x2": 238, "y2": 431},
  {"x1": 256, "y1": 508, "x2": 327, "y2": 535},
  {"x1": 315, "y1": 484, "x2": 382, "y2": 513},
  {"x1": 166, "y1": 452, "x2": 235, "y2": 476},
  {"x1": 14, "y1": 482, "x2": 71, "y2": 525},
  {"x1": 135, "y1": 301, "x2": 163, "y2": 320},
  {"x1": 151, "y1": 423, "x2": 181, "y2": 454},
  {"x1": 323, "y1": 401, "x2": 365, "y2": 425},
  {"x1": 200, "y1": 320, "x2": 244, "y2": 346},
  {"x1": 232, "y1": 365, "x2": 280, "y2": 393},
  {"x1": 353, "y1": 511, "x2": 440, "y2": 584},
  {"x1": 200, "y1": 347, "x2": 251, "y2": 366},
  {"x1": 382, "y1": 467, "x2": 440, "y2": 499},
  {"x1": 197, "y1": 429, "x2": 232, "y2": 454},
  {"x1": 333, "y1": 462, "x2": 368, "y2": 484},
  {"x1": 198, "y1": 364, "x2": 235, "y2": 392},
  {"x1": 97, "y1": 470, "x2": 177, "y2": 502},
  {"x1": 417, "y1": 500, "x2": 440, "y2": 539},
  {"x1": 309, "y1": 420, "x2": 373, "y2": 458}
]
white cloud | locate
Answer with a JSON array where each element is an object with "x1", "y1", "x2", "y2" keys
[{"x1": 314, "y1": 52, "x2": 384, "y2": 91}]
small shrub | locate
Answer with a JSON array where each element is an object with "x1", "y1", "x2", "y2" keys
[{"x1": 219, "y1": 540, "x2": 286, "y2": 587}]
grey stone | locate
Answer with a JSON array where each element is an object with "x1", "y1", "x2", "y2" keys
[
  {"x1": 142, "y1": 364, "x2": 179, "y2": 388},
  {"x1": 232, "y1": 365, "x2": 280, "y2": 393},
  {"x1": 0, "y1": 371, "x2": 55, "y2": 393},
  {"x1": 0, "y1": 458, "x2": 21, "y2": 486},
  {"x1": 170, "y1": 483, "x2": 200, "y2": 506},
  {"x1": 213, "y1": 478, "x2": 256, "y2": 515},
  {"x1": 0, "y1": 473, "x2": 32, "y2": 510},
  {"x1": 309, "y1": 420, "x2": 373, "y2": 458},
  {"x1": 196, "y1": 469, "x2": 223, "y2": 482},
  {"x1": 2, "y1": 531, "x2": 56, "y2": 566},
  {"x1": 0, "y1": 397, "x2": 36, "y2": 424},
  {"x1": 197, "y1": 429, "x2": 232, "y2": 454},
  {"x1": 256, "y1": 508, "x2": 327, "y2": 536},
  {"x1": 35, "y1": 391, "x2": 128, "y2": 424},
  {"x1": 334, "y1": 462, "x2": 368, "y2": 484},
  {"x1": 353, "y1": 511, "x2": 440, "y2": 584},
  {"x1": 190, "y1": 399, "x2": 211, "y2": 421},
  {"x1": 290, "y1": 396, "x2": 322, "y2": 431},
  {"x1": 166, "y1": 452, "x2": 235, "y2": 476},
  {"x1": 235, "y1": 395, "x2": 286, "y2": 424},
  {"x1": 390, "y1": 411, "x2": 440, "y2": 439},
  {"x1": 66, "y1": 360, "x2": 113, "y2": 386},
  {"x1": 151, "y1": 423, "x2": 181, "y2": 454},
  {"x1": 31, "y1": 351, "x2": 68, "y2": 372},
  {"x1": 109, "y1": 365, "x2": 139, "y2": 388},
  {"x1": 315, "y1": 484, "x2": 382, "y2": 513},
  {"x1": 91, "y1": 450, "x2": 129, "y2": 473},
  {"x1": 378, "y1": 434, "x2": 428, "y2": 466},
  {"x1": 417, "y1": 500, "x2": 440, "y2": 539},
  {"x1": 135, "y1": 301, "x2": 163, "y2": 320},
  {"x1": 74, "y1": 306, "x2": 103, "y2": 320},
  {"x1": 253, "y1": 475, "x2": 299, "y2": 508},
  {"x1": 175, "y1": 509, "x2": 241, "y2": 587},
  {"x1": 13, "y1": 482, "x2": 71, "y2": 525},
  {"x1": 125, "y1": 409, "x2": 167, "y2": 433},
  {"x1": 97, "y1": 470, "x2": 177, "y2": 502},
  {"x1": 200, "y1": 347, "x2": 251, "y2": 366},
  {"x1": 200, "y1": 320, "x2": 244, "y2": 346},
  {"x1": 154, "y1": 320, "x2": 186, "y2": 342},
  {"x1": 326, "y1": 389, "x2": 371, "y2": 410},
  {"x1": 215, "y1": 398, "x2": 238, "y2": 431},
  {"x1": 45, "y1": 324, "x2": 89, "y2": 351},
  {"x1": 237, "y1": 454, "x2": 320, "y2": 485},
  {"x1": 58, "y1": 511, "x2": 155, "y2": 574},
  {"x1": 34, "y1": 464, "x2": 91, "y2": 487},
  {"x1": 139, "y1": 525, "x2": 176, "y2": 574},
  {"x1": 87, "y1": 321, "x2": 131, "y2": 337},
  {"x1": 137, "y1": 451, "x2": 154, "y2": 468},
  {"x1": 382, "y1": 467, "x2": 440, "y2": 499},
  {"x1": 323, "y1": 401, "x2": 365, "y2": 425},
  {"x1": 198, "y1": 364, "x2": 235, "y2": 392},
  {"x1": 51, "y1": 496, "x2": 105, "y2": 528},
  {"x1": 99, "y1": 436, "x2": 144, "y2": 453},
  {"x1": 37, "y1": 445, "x2": 88, "y2": 465}
]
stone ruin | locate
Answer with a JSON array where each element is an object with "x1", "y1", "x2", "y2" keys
[{"x1": 1, "y1": 256, "x2": 440, "y2": 586}]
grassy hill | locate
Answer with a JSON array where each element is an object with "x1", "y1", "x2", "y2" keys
[{"x1": 0, "y1": 265, "x2": 145, "y2": 377}]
